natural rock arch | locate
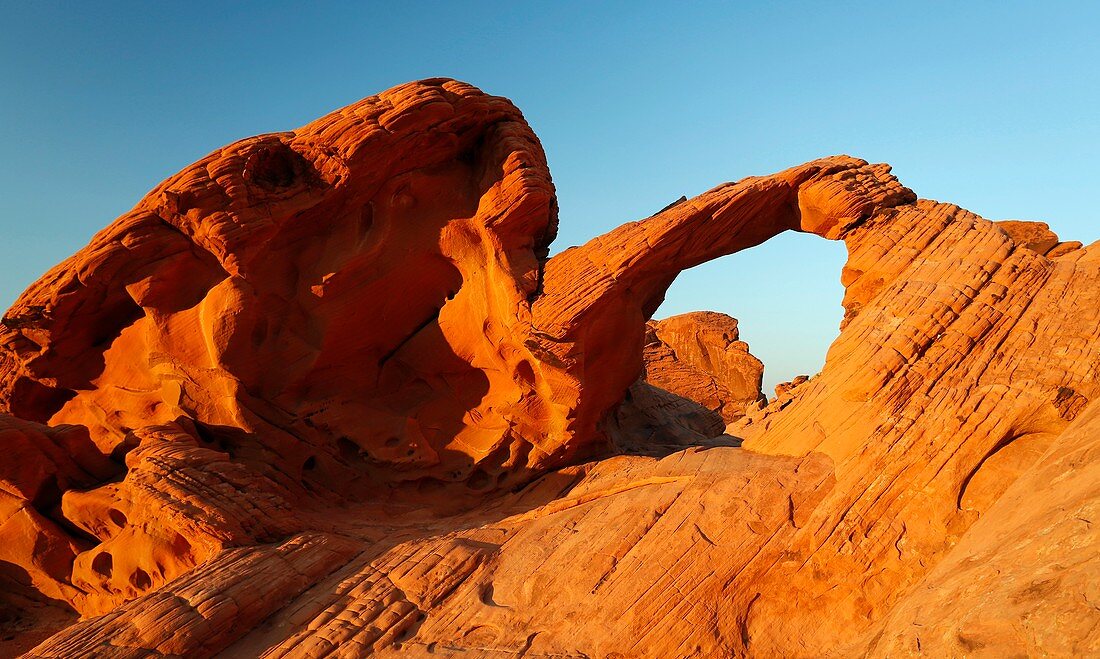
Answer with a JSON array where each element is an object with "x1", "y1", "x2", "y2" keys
[
  {"x1": 0, "y1": 78, "x2": 914, "y2": 494},
  {"x1": 2, "y1": 79, "x2": 1098, "y2": 657}
]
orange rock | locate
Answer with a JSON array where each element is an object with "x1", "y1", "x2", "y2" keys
[
  {"x1": 997, "y1": 219, "x2": 1060, "y2": 254},
  {"x1": 866, "y1": 399, "x2": 1100, "y2": 656},
  {"x1": 2, "y1": 79, "x2": 1097, "y2": 657},
  {"x1": 642, "y1": 311, "x2": 764, "y2": 424},
  {"x1": 605, "y1": 380, "x2": 732, "y2": 453},
  {"x1": 62, "y1": 421, "x2": 305, "y2": 617},
  {"x1": 0, "y1": 78, "x2": 559, "y2": 491},
  {"x1": 0, "y1": 415, "x2": 117, "y2": 607},
  {"x1": 772, "y1": 373, "x2": 809, "y2": 400}
]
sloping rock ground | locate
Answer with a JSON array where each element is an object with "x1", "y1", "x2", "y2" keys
[{"x1": 0, "y1": 79, "x2": 1097, "y2": 657}]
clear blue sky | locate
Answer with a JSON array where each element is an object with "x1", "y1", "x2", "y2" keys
[{"x1": 2, "y1": 2, "x2": 1097, "y2": 391}]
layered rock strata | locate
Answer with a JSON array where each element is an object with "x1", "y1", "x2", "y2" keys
[{"x1": 642, "y1": 311, "x2": 765, "y2": 424}]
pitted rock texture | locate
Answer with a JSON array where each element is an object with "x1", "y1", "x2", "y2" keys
[
  {"x1": 0, "y1": 78, "x2": 561, "y2": 486},
  {"x1": 1, "y1": 79, "x2": 1097, "y2": 657}
]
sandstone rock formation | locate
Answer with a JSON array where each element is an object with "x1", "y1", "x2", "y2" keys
[
  {"x1": 643, "y1": 312, "x2": 764, "y2": 424},
  {"x1": 1, "y1": 79, "x2": 1097, "y2": 657},
  {"x1": 997, "y1": 219, "x2": 1083, "y2": 258}
]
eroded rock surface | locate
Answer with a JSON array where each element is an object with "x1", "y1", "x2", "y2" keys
[
  {"x1": 1, "y1": 79, "x2": 1097, "y2": 657},
  {"x1": 643, "y1": 312, "x2": 764, "y2": 424},
  {"x1": 866, "y1": 399, "x2": 1100, "y2": 657}
]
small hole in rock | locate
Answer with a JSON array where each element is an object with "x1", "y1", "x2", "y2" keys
[
  {"x1": 337, "y1": 436, "x2": 360, "y2": 460},
  {"x1": 303, "y1": 456, "x2": 317, "y2": 471},
  {"x1": 514, "y1": 360, "x2": 536, "y2": 386},
  {"x1": 108, "y1": 509, "x2": 127, "y2": 526},
  {"x1": 244, "y1": 145, "x2": 299, "y2": 189},
  {"x1": 130, "y1": 567, "x2": 152, "y2": 590},
  {"x1": 467, "y1": 469, "x2": 491, "y2": 490},
  {"x1": 91, "y1": 552, "x2": 113, "y2": 578}
]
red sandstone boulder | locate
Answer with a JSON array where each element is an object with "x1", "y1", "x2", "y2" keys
[
  {"x1": 642, "y1": 311, "x2": 765, "y2": 424},
  {"x1": 997, "y1": 219, "x2": 1083, "y2": 258}
]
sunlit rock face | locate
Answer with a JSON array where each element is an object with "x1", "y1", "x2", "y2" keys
[
  {"x1": 643, "y1": 311, "x2": 765, "y2": 425},
  {"x1": 0, "y1": 79, "x2": 562, "y2": 491},
  {"x1": 1, "y1": 79, "x2": 1097, "y2": 658}
]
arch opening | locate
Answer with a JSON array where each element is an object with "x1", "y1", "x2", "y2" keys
[{"x1": 655, "y1": 231, "x2": 848, "y2": 395}]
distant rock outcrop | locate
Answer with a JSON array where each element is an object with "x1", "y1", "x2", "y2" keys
[
  {"x1": 997, "y1": 219, "x2": 1083, "y2": 257},
  {"x1": 642, "y1": 311, "x2": 765, "y2": 424},
  {"x1": 1, "y1": 79, "x2": 1097, "y2": 657}
]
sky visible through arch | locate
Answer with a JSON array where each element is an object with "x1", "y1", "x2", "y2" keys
[{"x1": 1, "y1": 1, "x2": 1097, "y2": 392}]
